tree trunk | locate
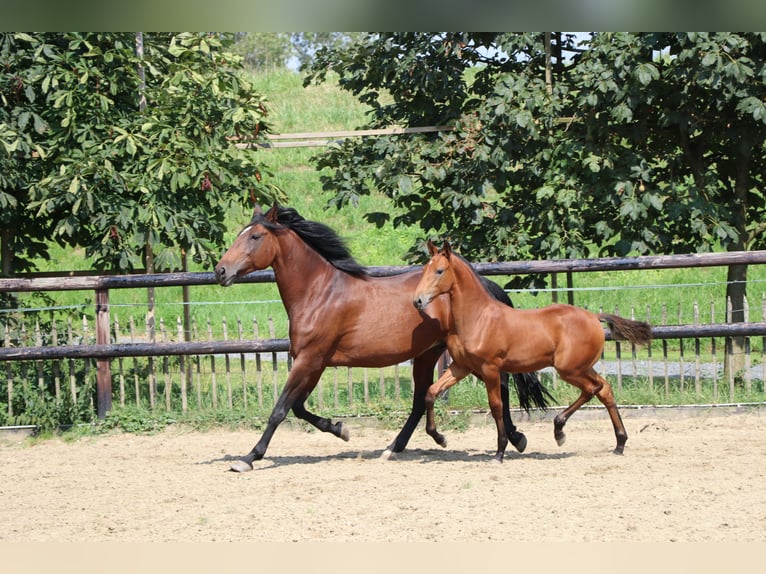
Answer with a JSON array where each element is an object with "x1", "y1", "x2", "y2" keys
[
  {"x1": 1, "y1": 224, "x2": 13, "y2": 277},
  {"x1": 724, "y1": 147, "x2": 752, "y2": 384},
  {"x1": 725, "y1": 263, "x2": 748, "y2": 383}
]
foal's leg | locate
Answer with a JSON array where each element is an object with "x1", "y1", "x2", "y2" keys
[
  {"x1": 593, "y1": 375, "x2": 628, "y2": 454},
  {"x1": 423, "y1": 363, "x2": 471, "y2": 448},
  {"x1": 551, "y1": 369, "x2": 600, "y2": 449},
  {"x1": 481, "y1": 372, "x2": 509, "y2": 463},
  {"x1": 553, "y1": 368, "x2": 627, "y2": 454}
]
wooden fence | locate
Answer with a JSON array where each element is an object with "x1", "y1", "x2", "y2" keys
[{"x1": 3, "y1": 249, "x2": 766, "y2": 423}]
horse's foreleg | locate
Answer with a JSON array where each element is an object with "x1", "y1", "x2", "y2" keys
[
  {"x1": 231, "y1": 364, "x2": 323, "y2": 472},
  {"x1": 230, "y1": 386, "x2": 295, "y2": 472},
  {"x1": 383, "y1": 350, "x2": 441, "y2": 458}
]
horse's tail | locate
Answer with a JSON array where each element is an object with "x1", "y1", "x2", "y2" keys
[
  {"x1": 510, "y1": 371, "x2": 554, "y2": 412},
  {"x1": 599, "y1": 313, "x2": 653, "y2": 346},
  {"x1": 481, "y1": 276, "x2": 552, "y2": 412}
]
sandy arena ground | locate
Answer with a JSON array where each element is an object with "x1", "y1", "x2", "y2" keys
[{"x1": 1, "y1": 406, "x2": 764, "y2": 543}]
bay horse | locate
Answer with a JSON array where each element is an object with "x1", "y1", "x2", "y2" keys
[
  {"x1": 214, "y1": 205, "x2": 548, "y2": 471},
  {"x1": 413, "y1": 240, "x2": 653, "y2": 463}
]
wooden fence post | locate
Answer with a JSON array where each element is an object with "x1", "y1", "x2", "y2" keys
[{"x1": 95, "y1": 289, "x2": 112, "y2": 418}]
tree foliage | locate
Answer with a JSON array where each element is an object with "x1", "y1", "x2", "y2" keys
[
  {"x1": 306, "y1": 33, "x2": 766, "y2": 273},
  {"x1": 231, "y1": 32, "x2": 363, "y2": 71},
  {"x1": 1, "y1": 32, "x2": 281, "y2": 275}
]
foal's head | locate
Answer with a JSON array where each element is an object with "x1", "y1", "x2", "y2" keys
[
  {"x1": 413, "y1": 240, "x2": 456, "y2": 310},
  {"x1": 214, "y1": 204, "x2": 281, "y2": 286}
]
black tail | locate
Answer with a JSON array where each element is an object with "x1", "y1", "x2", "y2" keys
[
  {"x1": 480, "y1": 276, "x2": 553, "y2": 412},
  {"x1": 511, "y1": 371, "x2": 553, "y2": 412}
]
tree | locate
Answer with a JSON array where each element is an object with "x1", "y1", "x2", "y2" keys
[
  {"x1": 231, "y1": 33, "x2": 294, "y2": 70},
  {"x1": 0, "y1": 33, "x2": 53, "y2": 276},
  {"x1": 306, "y1": 32, "x2": 766, "y2": 378},
  {"x1": 1, "y1": 32, "x2": 281, "y2": 276}
]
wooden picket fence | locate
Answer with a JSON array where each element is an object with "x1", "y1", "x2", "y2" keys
[
  {"x1": 3, "y1": 298, "x2": 766, "y2": 422},
  {"x1": 4, "y1": 249, "x2": 766, "y2": 423}
]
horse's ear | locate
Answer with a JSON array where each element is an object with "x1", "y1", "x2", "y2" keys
[
  {"x1": 265, "y1": 204, "x2": 279, "y2": 223},
  {"x1": 252, "y1": 204, "x2": 263, "y2": 217},
  {"x1": 426, "y1": 239, "x2": 438, "y2": 256},
  {"x1": 442, "y1": 240, "x2": 452, "y2": 257}
]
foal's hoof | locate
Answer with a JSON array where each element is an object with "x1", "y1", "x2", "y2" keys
[
  {"x1": 339, "y1": 422, "x2": 351, "y2": 442},
  {"x1": 555, "y1": 432, "x2": 566, "y2": 447},
  {"x1": 510, "y1": 432, "x2": 527, "y2": 453},
  {"x1": 229, "y1": 459, "x2": 254, "y2": 473}
]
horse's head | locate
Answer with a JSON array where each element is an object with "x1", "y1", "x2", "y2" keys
[
  {"x1": 214, "y1": 204, "x2": 281, "y2": 287},
  {"x1": 413, "y1": 240, "x2": 455, "y2": 310}
]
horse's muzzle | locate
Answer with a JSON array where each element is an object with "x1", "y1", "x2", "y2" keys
[
  {"x1": 215, "y1": 265, "x2": 234, "y2": 287},
  {"x1": 412, "y1": 294, "x2": 431, "y2": 310}
]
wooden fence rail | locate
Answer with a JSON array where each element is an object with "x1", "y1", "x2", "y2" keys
[{"x1": 3, "y1": 249, "x2": 766, "y2": 420}]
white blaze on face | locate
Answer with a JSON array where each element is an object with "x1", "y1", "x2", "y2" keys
[{"x1": 238, "y1": 225, "x2": 253, "y2": 238}]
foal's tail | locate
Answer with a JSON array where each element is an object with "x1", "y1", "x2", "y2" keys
[{"x1": 599, "y1": 313, "x2": 653, "y2": 346}]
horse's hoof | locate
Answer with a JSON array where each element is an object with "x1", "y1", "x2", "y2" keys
[
  {"x1": 339, "y1": 423, "x2": 350, "y2": 442},
  {"x1": 490, "y1": 457, "x2": 503, "y2": 465},
  {"x1": 555, "y1": 433, "x2": 566, "y2": 447},
  {"x1": 613, "y1": 446, "x2": 625, "y2": 455},
  {"x1": 229, "y1": 459, "x2": 254, "y2": 473},
  {"x1": 380, "y1": 449, "x2": 394, "y2": 460},
  {"x1": 438, "y1": 436, "x2": 447, "y2": 449},
  {"x1": 511, "y1": 432, "x2": 527, "y2": 453}
]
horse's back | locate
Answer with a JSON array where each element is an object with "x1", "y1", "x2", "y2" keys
[{"x1": 321, "y1": 270, "x2": 451, "y2": 366}]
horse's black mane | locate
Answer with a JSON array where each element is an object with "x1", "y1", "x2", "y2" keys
[
  {"x1": 451, "y1": 251, "x2": 513, "y2": 306},
  {"x1": 253, "y1": 206, "x2": 368, "y2": 277}
]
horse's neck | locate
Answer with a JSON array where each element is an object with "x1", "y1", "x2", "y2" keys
[
  {"x1": 448, "y1": 259, "x2": 494, "y2": 330},
  {"x1": 271, "y1": 231, "x2": 337, "y2": 313}
]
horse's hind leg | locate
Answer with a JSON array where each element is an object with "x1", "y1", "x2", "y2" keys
[
  {"x1": 292, "y1": 399, "x2": 350, "y2": 441},
  {"x1": 553, "y1": 369, "x2": 627, "y2": 454},
  {"x1": 551, "y1": 370, "x2": 600, "y2": 449},
  {"x1": 593, "y1": 376, "x2": 628, "y2": 454},
  {"x1": 502, "y1": 372, "x2": 527, "y2": 453}
]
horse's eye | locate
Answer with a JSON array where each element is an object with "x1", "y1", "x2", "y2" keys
[
  {"x1": 250, "y1": 234, "x2": 261, "y2": 241},
  {"x1": 435, "y1": 268, "x2": 445, "y2": 276}
]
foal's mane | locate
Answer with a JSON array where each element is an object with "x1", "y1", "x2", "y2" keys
[{"x1": 254, "y1": 206, "x2": 368, "y2": 278}]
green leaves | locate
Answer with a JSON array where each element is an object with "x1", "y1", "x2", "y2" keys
[
  {"x1": 307, "y1": 32, "x2": 766, "y2": 272},
  {"x1": 2, "y1": 32, "x2": 279, "y2": 274}
]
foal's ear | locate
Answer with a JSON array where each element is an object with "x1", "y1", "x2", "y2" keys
[
  {"x1": 265, "y1": 204, "x2": 280, "y2": 223},
  {"x1": 441, "y1": 241, "x2": 452, "y2": 257},
  {"x1": 426, "y1": 239, "x2": 438, "y2": 256}
]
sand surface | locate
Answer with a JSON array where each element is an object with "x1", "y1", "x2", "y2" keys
[{"x1": 1, "y1": 407, "x2": 764, "y2": 542}]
